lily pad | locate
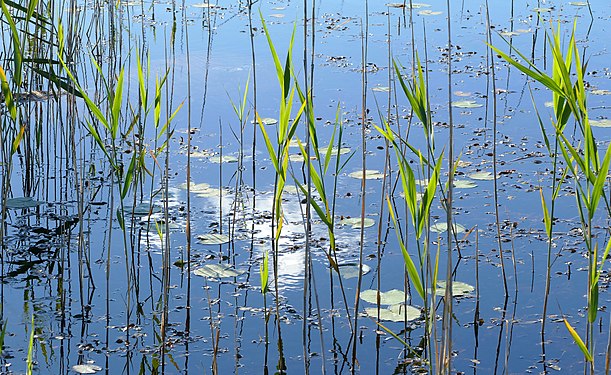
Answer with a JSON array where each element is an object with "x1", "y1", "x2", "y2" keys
[
  {"x1": 590, "y1": 119, "x2": 611, "y2": 128},
  {"x1": 179, "y1": 182, "x2": 211, "y2": 192},
  {"x1": 197, "y1": 233, "x2": 230, "y2": 245},
  {"x1": 430, "y1": 222, "x2": 467, "y2": 234},
  {"x1": 258, "y1": 117, "x2": 278, "y2": 125},
  {"x1": 319, "y1": 146, "x2": 351, "y2": 156},
  {"x1": 591, "y1": 89, "x2": 611, "y2": 95},
  {"x1": 372, "y1": 86, "x2": 390, "y2": 92},
  {"x1": 349, "y1": 169, "x2": 385, "y2": 180},
  {"x1": 365, "y1": 304, "x2": 421, "y2": 322},
  {"x1": 386, "y1": 2, "x2": 430, "y2": 8},
  {"x1": 208, "y1": 155, "x2": 238, "y2": 163},
  {"x1": 194, "y1": 263, "x2": 244, "y2": 278},
  {"x1": 190, "y1": 150, "x2": 215, "y2": 158},
  {"x1": 72, "y1": 364, "x2": 103, "y2": 374},
  {"x1": 360, "y1": 289, "x2": 407, "y2": 305},
  {"x1": 340, "y1": 217, "x2": 375, "y2": 229},
  {"x1": 469, "y1": 171, "x2": 495, "y2": 180},
  {"x1": 132, "y1": 202, "x2": 161, "y2": 216},
  {"x1": 569, "y1": 1, "x2": 589, "y2": 5},
  {"x1": 453, "y1": 180, "x2": 478, "y2": 189},
  {"x1": 337, "y1": 263, "x2": 371, "y2": 279},
  {"x1": 418, "y1": 10, "x2": 441, "y2": 15},
  {"x1": 193, "y1": 2, "x2": 215, "y2": 7},
  {"x1": 532, "y1": 7, "x2": 552, "y2": 12},
  {"x1": 5, "y1": 197, "x2": 43, "y2": 209},
  {"x1": 452, "y1": 100, "x2": 482, "y2": 109},
  {"x1": 434, "y1": 280, "x2": 475, "y2": 296}
]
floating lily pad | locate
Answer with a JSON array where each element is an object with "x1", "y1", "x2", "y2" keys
[
  {"x1": 590, "y1": 119, "x2": 611, "y2": 128},
  {"x1": 5, "y1": 197, "x2": 43, "y2": 209},
  {"x1": 132, "y1": 202, "x2": 161, "y2": 216},
  {"x1": 434, "y1": 280, "x2": 475, "y2": 296},
  {"x1": 469, "y1": 171, "x2": 495, "y2": 180},
  {"x1": 258, "y1": 117, "x2": 278, "y2": 125},
  {"x1": 452, "y1": 100, "x2": 482, "y2": 108},
  {"x1": 500, "y1": 31, "x2": 520, "y2": 37},
  {"x1": 360, "y1": 289, "x2": 407, "y2": 305},
  {"x1": 340, "y1": 217, "x2": 375, "y2": 229},
  {"x1": 208, "y1": 155, "x2": 238, "y2": 164},
  {"x1": 349, "y1": 169, "x2": 385, "y2": 180},
  {"x1": 532, "y1": 7, "x2": 552, "y2": 12},
  {"x1": 365, "y1": 304, "x2": 421, "y2": 322},
  {"x1": 72, "y1": 364, "x2": 102, "y2": 374},
  {"x1": 269, "y1": 13, "x2": 285, "y2": 18},
  {"x1": 179, "y1": 182, "x2": 211, "y2": 192},
  {"x1": 197, "y1": 233, "x2": 230, "y2": 245},
  {"x1": 194, "y1": 263, "x2": 244, "y2": 278},
  {"x1": 337, "y1": 263, "x2": 371, "y2": 279},
  {"x1": 319, "y1": 146, "x2": 351, "y2": 156},
  {"x1": 386, "y1": 2, "x2": 430, "y2": 8},
  {"x1": 192, "y1": 2, "x2": 215, "y2": 7},
  {"x1": 544, "y1": 101, "x2": 554, "y2": 108},
  {"x1": 453, "y1": 180, "x2": 478, "y2": 189},
  {"x1": 591, "y1": 89, "x2": 611, "y2": 95},
  {"x1": 569, "y1": 1, "x2": 588, "y2": 5},
  {"x1": 418, "y1": 10, "x2": 441, "y2": 15},
  {"x1": 430, "y1": 222, "x2": 467, "y2": 234},
  {"x1": 190, "y1": 150, "x2": 215, "y2": 158},
  {"x1": 372, "y1": 86, "x2": 390, "y2": 92}
]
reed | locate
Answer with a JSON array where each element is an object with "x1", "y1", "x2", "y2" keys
[{"x1": 492, "y1": 21, "x2": 611, "y2": 373}]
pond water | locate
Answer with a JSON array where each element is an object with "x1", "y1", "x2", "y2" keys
[{"x1": 1, "y1": 0, "x2": 611, "y2": 374}]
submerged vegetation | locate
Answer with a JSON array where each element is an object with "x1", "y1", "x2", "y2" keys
[{"x1": 1, "y1": 0, "x2": 610, "y2": 374}]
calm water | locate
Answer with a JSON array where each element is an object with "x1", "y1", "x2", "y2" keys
[{"x1": 1, "y1": 0, "x2": 611, "y2": 374}]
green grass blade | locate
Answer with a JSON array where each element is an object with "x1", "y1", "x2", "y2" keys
[{"x1": 563, "y1": 318, "x2": 593, "y2": 362}]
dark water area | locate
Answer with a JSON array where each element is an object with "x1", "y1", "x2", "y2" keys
[{"x1": 1, "y1": 0, "x2": 611, "y2": 374}]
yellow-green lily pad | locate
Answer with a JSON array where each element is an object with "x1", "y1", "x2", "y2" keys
[
  {"x1": 349, "y1": 169, "x2": 385, "y2": 180},
  {"x1": 419, "y1": 10, "x2": 441, "y2": 15},
  {"x1": 197, "y1": 233, "x2": 230, "y2": 245},
  {"x1": 338, "y1": 263, "x2": 371, "y2": 279},
  {"x1": 209, "y1": 155, "x2": 238, "y2": 164},
  {"x1": 469, "y1": 171, "x2": 495, "y2": 180},
  {"x1": 365, "y1": 304, "x2": 421, "y2": 322},
  {"x1": 452, "y1": 100, "x2": 482, "y2": 108},
  {"x1": 434, "y1": 280, "x2": 475, "y2": 296},
  {"x1": 453, "y1": 180, "x2": 478, "y2": 188},
  {"x1": 194, "y1": 263, "x2": 244, "y2": 278},
  {"x1": 590, "y1": 119, "x2": 611, "y2": 128},
  {"x1": 360, "y1": 289, "x2": 407, "y2": 305},
  {"x1": 430, "y1": 222, "x2": 467, "y2": 234},
  {"x1": 72, "y1": 364, "x2": 103, "y2": 374},
  {"x1": 340, "y1": 217, "x2": 375, "y2": 229}
]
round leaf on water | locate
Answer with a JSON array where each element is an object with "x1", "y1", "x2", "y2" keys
[
  {"x1": 435, "y1": 280, "x2": 475, "y2": 296},
  {"x1": 418, "y1": 10, "x2": 441, "y2": 15},
  {"x1": 469, "y1": 171, "x2": 495, "y2": 180},
  {"x1": 365, "y1": 304, "x2": 420, "y2": 322},
  {"x1": 349, "y1": 170, "x2": 385, "y2": 180},
  {"x1": 452, "y1": 100, "x2": 482, "y2": 109},
  {"x1": 72, "y1": 364, "x2": 102, "y2": 374},
  {"x1": 338, "y1": 263, "x2": 371, "y2": 279},
  {"x1": 190, "y1": 150, "x2": 214, "y2": 158},
  {"x1": 591, "y1": 89, "x2": 611, "y2": 95},
  {"x1": 453, "y1": 180, "x2": 477, "y2": 189},
  {"x1": 192, "y1": 2, "x2": 215, "y2": 7},
  {"x1": 532, "y1": 7, "x2": 552, "y2": 12},
  {"x1": 179, "y1": 182, "x2": 211, "y2": 193},
  {"x1": 430, "y1": 222, "x2": 467, "y2": 234},
  {"x1": 372, "y1": 86, "x2": 390, "y2": 92},
  {"x1": 197, "y1": 233, "x2": 230, "y2": 245},
  {"x1": 590, "y1": 119, "x2": 611, "y2": 128},
  {"x1": 194, "y1": 264, "x2": 244, "y2": 278},
  {"x1": 386, "y1": 2, "x2": 430, "y2": 8},
  {"x1": 5, "y1": 197, "x2": 43, "y2": 209},
  {"x1": 569, "y1": 1, "x2": 589, "y2": 5},
  {"x1": 132, "y1": 203, "x2": 161, "y2": 216},
  {"x1": 208, "y1": 155, "x2": 238, "y2": 164},
  {"x1": 360, "y1": 289, "x2": 407, "y2": 305},
  {"x1": 340, "y1": 217, "x2": 375, "y2": 229},
  {"x1": 319, "y1": 146, "x2": 351, "y2": 156},
  {"x1": 259, "y1": 117, "x2": 278, "y2": 125}
]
